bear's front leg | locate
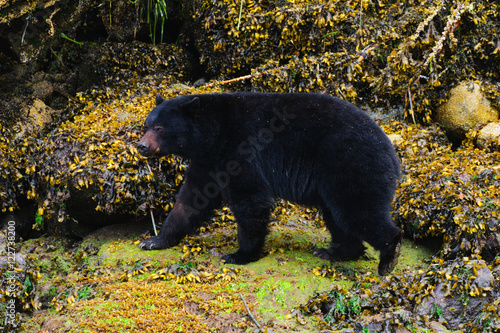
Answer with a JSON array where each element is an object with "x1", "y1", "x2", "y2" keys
[
  {"x1": 139, "y1": 164, "x2": 221, "y2": 250},
  {"x1": 222, "y1": 198, "x2": 273, "y2": 264}
]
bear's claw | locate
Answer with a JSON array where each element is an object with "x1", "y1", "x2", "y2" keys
[
  {"x1": 222, "y1": 251, "x2": 260, "y2": 265},
  {"x1": 313, "y1": 243, "x2": 366, "y2": 262},
  {"x1": 378, "y1": 231, "x2": 403, "y2": 276},
  {"x1": 313, "y1": 248, "x2": 332, "y2": 261},
  {"x1": 139, "y1": 236, "x2": 167, "y2": 250}
]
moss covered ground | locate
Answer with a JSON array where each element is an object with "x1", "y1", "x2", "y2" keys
[{"x1": 19, "y1": 210, "x2": 435, "y2": 333}]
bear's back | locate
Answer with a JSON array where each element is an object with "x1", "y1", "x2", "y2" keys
[{"x1": 194, "y1": 92, "x2": 399, "y2": 205}]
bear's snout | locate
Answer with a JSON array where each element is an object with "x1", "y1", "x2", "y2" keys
[
  {"x1": 137, "y1": 130, "x2": 161, "y2": 156},
  {"x1": 137, "y1": 141, "x2": 150, "y2": 156}
]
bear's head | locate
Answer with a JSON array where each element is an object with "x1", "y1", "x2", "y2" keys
[{"x1": 137, "y1": 94, "x2": 202, "y2": 158}]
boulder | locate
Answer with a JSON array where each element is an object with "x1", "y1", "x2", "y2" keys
[
  {"x1": 435, "y1": 81, "x2": 498, "y2": 144},
  {"x1": 32, "y1": 80, "x2": 54, "y2": 100},
  {"x1": 14, "y1": 98, "x2": 57, "y2": 140},
  {"x1": 476, "y1": 122, "x2": 500, "y2": 151}
]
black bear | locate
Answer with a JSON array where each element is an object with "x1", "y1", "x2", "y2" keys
[{"x1": 137, "y1": 92, "x2": 402, "y2": 275}]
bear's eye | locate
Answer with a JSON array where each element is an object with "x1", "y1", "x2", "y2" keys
[{"x1": 154, "y1": 126, "x2": 164, "y2": 133}]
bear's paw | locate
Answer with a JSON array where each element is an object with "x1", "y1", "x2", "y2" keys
[
  {"x1": 377, "y1": 231, "x2": 403, "y2": 276},
  {"x1": 221, "y1": 251, "x2": 260, "y2": 265},
  {"x1": 139, "y1": 236, "x2": 168, "y2": 250}
]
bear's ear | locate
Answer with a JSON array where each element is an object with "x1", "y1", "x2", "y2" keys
[
  {"x1": 155, "y1": 94, "x2": 164, "y2": 106},
  {"x1": 181, "y1": 97, "x2": 200, "y2": 116}
]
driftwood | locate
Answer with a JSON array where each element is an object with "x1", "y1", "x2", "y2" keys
[
  {"x1": 202, "y1": 74, "x2": 253, "y2": 88},
  {"x1": 239, "y1": 293, "x2": 262, "y2": 331}
]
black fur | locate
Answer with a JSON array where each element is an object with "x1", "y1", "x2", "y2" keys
[{"x1": 137, "y1": 92, "x2": 402, "y2": 275}]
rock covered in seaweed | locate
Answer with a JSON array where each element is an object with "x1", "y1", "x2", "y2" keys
[
  {"x1": 384, "y1": 121, "x2": 500, "y2": 262},
  {"x1": 476, "y1": 122, "x2": 500, "y2": 151},
  {"x1": 435, "y1": 81, "x2": 498, "y2": 144},
  {"x1": 299, "y1": 257, "x2": 500, "y2": 332},
  {"x1": 0, "y1": 39, "x2": 221, "y2": 237},
  {"x1": 414, "y1": 259, "x2": 495, "y2": 330}
]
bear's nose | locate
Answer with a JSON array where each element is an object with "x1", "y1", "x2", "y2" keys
[{"x1": 137, "y1": 142, "x2": 149, "y2": 155}]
